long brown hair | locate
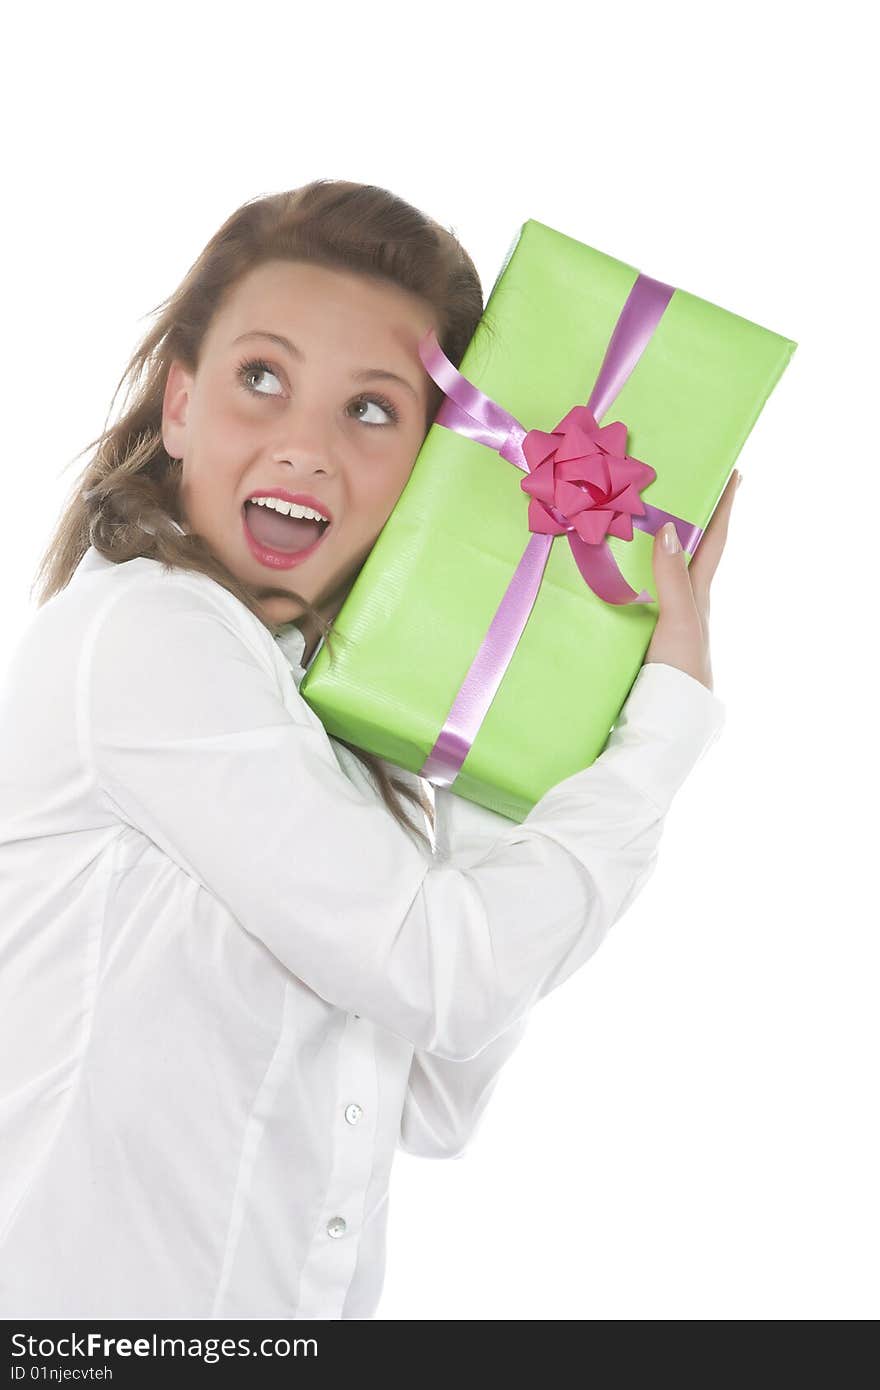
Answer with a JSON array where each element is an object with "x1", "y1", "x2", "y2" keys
[{"x1": 31, "y1": 179, "x2": 484, "y2": 850}]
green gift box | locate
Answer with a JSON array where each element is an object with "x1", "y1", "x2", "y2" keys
[{"x1": 300, "y1": 219, "x2": 797, "y2": 822}]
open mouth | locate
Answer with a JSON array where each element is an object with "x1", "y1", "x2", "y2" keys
[
  {"x1": 243, "y1": 500, "x2": 331, "y2": 550},
  {"x1": 242, "y1": 500, "x2": 332, "y2": 568}
]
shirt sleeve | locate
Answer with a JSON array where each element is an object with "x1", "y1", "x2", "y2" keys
[
  {"x1": 398, "y1": 790, "x2": 532, "y2": 1159},
  {"x1": 397, "y1": 656, "x2": 725, "y2": 1157},
  {"x1": 398, "y1": 1014, "x2": 530, "y2": 1160},
  {"x1": 85, "y1": 575, "x2": 726, "y2": 1064}
]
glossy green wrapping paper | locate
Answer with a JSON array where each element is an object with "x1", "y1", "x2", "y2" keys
[{"x1": 300, "y1": 219, "x2": 797, "y2": 822}]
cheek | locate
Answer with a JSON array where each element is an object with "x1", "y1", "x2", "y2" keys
[
  {"x1": 350, "y1": 473, "x2": 401, "y2": 529},
  {"x1": 195, "y1": 381, "x2": 250, "y2": 441},
  {"x1": 206, "y1": 402, "x2": 251, "y2": 452},
  {"x1": 188, "y1": 405, "x2": 250, "y2": 483},
  {"x1": 362, "y1": 449, "x2": 418, "y2": 514}
]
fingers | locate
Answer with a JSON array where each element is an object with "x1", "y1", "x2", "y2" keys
[
  {"x1": 687, "y1": 470, "x2": 740, "y2": 604},
  {"x1": 652, "y1": 515, "x2": 699, "y2": 624}
]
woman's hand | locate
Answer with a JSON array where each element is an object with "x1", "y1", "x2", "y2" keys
[{"x1": 642, "y1": 469, "x2": 742, "y2": 693}]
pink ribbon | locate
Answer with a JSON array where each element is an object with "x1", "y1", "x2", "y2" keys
[{"x1": 417, "y1": 272, "x2": 703, "y2": 788}]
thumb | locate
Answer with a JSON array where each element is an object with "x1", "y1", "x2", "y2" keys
[{"x1": 652, "y1": 522, "x2": 696, "y2": 615}]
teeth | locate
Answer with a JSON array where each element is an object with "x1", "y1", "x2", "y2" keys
[{"x1": 249, "y1": 497, "x2": 329, "y2": 523}]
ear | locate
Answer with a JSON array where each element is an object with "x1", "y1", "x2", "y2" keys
[{"x1": 162, "y1": 359, "x2": 193, "y2": 460}]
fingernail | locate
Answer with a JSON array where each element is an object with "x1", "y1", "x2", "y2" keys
[{"x1": 662, "y1": 521, "x2": 681, "y2": 553}]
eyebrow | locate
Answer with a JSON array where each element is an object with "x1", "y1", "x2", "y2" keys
[{"x1": 231, "y1": 330, "x2": 420, "y2": 400}]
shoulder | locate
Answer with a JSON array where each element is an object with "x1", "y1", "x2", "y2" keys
[
  {"x1": 82, "y1": 558, "x2": 278, "y2": 667},
  {"x1": 81, "y1": 558, "x2": 336, "y2": 749},
  {"x1": 73, "y1": 557, "x2": 305, "y2": 729}
]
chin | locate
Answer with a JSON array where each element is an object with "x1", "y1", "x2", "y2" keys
[
  {"x1": 275, "y1": 597, "x2": 309, "y2": 621},
  {"x1": 252, "y1": 594, "x2": 304, "y2": 627}
]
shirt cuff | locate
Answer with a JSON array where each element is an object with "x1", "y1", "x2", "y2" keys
[{"x1": 593, "y1": 661, "x2": 726, "y2": 814}]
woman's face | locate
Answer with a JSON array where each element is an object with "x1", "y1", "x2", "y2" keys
[{"x1": 162, "y1": 259, "x2": 437, "y2": 638}]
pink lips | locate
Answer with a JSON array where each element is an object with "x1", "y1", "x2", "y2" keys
[{"x1": 241, "y1": 503, "x2": 332, "y2": 571}]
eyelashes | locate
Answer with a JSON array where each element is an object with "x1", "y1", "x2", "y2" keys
[{"x1": 235, "y1": 356, "x2": 401, "y2": 426}]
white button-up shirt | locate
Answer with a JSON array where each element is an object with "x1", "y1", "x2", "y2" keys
[{"x1": 0, "y1": 545, "x2": 725, "y2": 1319}]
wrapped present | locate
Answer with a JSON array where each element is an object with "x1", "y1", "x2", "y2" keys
[{"x1": 300, "y1": 219, "x2": 797, "y2": 822}]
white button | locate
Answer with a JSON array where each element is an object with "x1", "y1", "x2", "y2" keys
[
  {"x1": 327, "y1": 1216, "x2": 347, "y2": 1239},
  {"x1": 344, "y1": 1103, "x2": 363, "y2": 1125}
]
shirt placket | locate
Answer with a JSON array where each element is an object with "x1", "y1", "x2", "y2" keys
[{"x1": 293, "y1": 1012, "x2": 378, "y2": 1318}]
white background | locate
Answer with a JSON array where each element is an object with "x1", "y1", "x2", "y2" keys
[{"x1": 2, "y1": 0, "x2": 875, "y2": 1320}]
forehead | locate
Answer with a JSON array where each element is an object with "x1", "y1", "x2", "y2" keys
[{"x1": 211, "y1": 259, "x2": 433, "y2": 359}]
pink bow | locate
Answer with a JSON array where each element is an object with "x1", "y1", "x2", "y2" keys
[{"x1": 521, "y1": 405, "x2": 657, "y2": 544}]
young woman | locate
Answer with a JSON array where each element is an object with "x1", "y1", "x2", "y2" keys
[{"x1": 0, "y1": 179, "x2": 737, "y2": 1319}]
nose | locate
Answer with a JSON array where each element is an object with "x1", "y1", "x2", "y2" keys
[
  {"x1": 271, "y1": 449, "x2": 333, "y2": 480},
  {"x1": 270, "y1": 411, "x2": 338, "y2": 480}
]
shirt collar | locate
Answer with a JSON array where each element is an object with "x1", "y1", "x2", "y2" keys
[{"x1": 273, "y1": 621, "x2": 325, "y2": 687}]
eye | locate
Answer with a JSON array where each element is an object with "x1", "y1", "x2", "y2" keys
[
  {"x1": 348, "y1": 393, "x2": 400, "y2": 427},
  {"x1": 236, "y1": 357, "x2": 283, "y2": 397},
  {"x1": 235, "y1": 356, "x2": 400, "y2": 427}
]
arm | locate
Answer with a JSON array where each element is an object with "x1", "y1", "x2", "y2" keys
[
  {"x1": 86, "y1": 576, "x2": 725, "y2": 1064},
  {"x1": 398, "y1": 663, "x2": 725, "y2": 1157},
  {"x1": 398, "y1": 789, "x2": 530, "y2": 1159}
]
